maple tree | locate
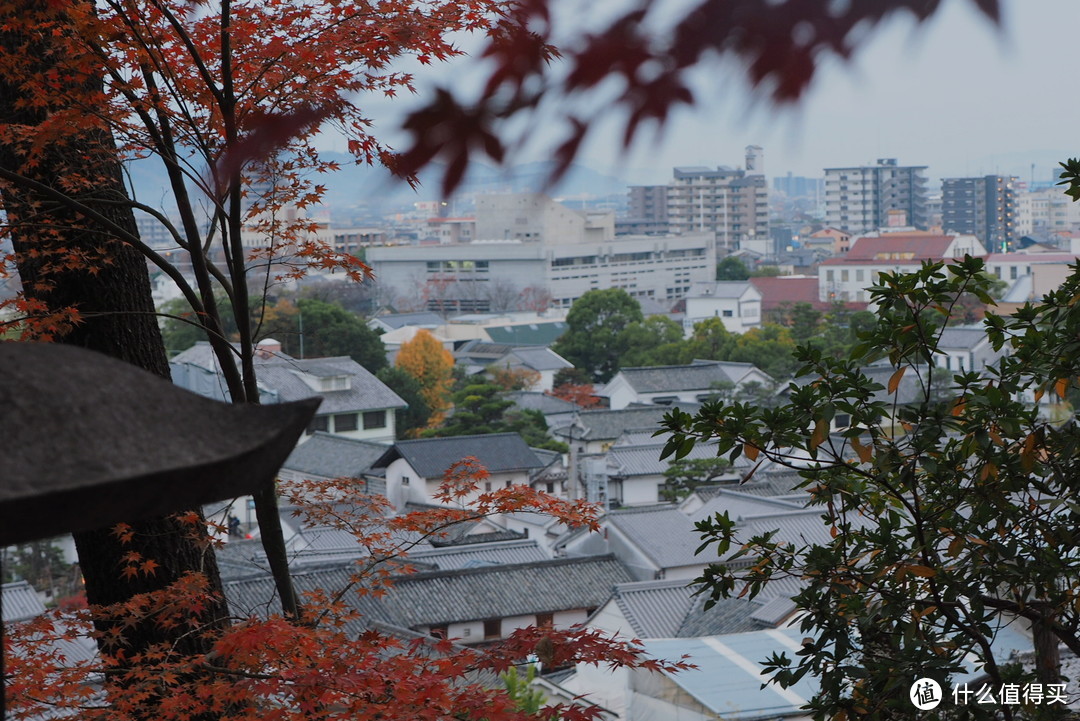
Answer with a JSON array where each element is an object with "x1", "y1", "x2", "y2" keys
[
  {"x1": 5, "y1": 460, "x2": 689, "y2": 720},
  {"x1": 395, "y1": 328, "x2": 456, "y2": 426},
  {"x1": 546, "y1": 383, "x2": 602, "y2": 410}
]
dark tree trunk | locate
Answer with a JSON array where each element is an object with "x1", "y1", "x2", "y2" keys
[{"x1": 1, "y1": 11, "x2": 231, "y2": 718}]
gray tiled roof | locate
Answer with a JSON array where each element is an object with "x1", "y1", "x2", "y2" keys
[
  {"x1": 507, "y1": 347, "x2": 573, "y2": 372},
  {"x1": 688, "y1": 281, "x2": 754, "y2": 299},
  {"x1": 675, "y1": 595, "x2": 772, "y2": 638},
  {"x1": 694, "y1": 471, "x2": 807, "y2": 498},
  {"x1": 282, "y1": 432, "x2": 389, "y2": 480},
  {"x1": 691, "y1": 491, "x2": 805, "y2": 522},
  {"x1": 387, "y1": 555, "x2": 632, "y2": 627},
  {"x1": 409, "y1": 539, "x2": 550, "y2": 571},
  {"x1": 504, "y1": 391, "x2": 582, "y2": 415},
  {"x1": 609, "y1": 579, "x2": 697, "y2": 638},
  {"x1": 606, "y1": 506, "x2": 704, "y2": 569},
  {"x1": 372, "y1": 433, "x2": 546, "y2": 478},
  {"x1": 605, "y1": 442, "x2": 751, "y2": 478},
  {"x1": 613, "y1": 361, "x2": 764, "y2": 394},
  {"x1": 554, "y1": 407, "x2": 676, "y2": 442},
  {"x1": 2, "y1": 581, "x2": 46, "y2": 622},
  {"x1": 937, "y1": 325, "x2": 990, "y2": 351},
  {"x1": 224, "y1": 555, "x2": 631, "y2": 630},
  {"x1": 171, "y1": 342, "x2": 405, "y2": 413},
  {"x1": 254, "y1": 356, "x2": 405, "y2": 414}
]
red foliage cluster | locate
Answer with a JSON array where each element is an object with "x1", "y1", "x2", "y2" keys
[{"x1": 5, "y1": 460, "x2": 690, "y2": 720}]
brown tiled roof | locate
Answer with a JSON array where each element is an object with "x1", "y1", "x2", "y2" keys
[{"x1": 844, "y1": 234, "x2": 953, "y2": 261}]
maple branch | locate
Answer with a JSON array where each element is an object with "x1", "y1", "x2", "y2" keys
[
  {"x1": 145, "y1": 0, "x2": 228, "y2": 109},
  {"x1": 0, "y1": 165, "x2": 204, "y2": 317}
]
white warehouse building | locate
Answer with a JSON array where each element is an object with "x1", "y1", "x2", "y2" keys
[{"x1": 368, "y1": 194, "x2": 716, "y2": 312}]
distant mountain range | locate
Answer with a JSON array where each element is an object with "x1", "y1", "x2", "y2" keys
[{"x1": 122, "y1": 152, "x2": 634, "y2": 224}]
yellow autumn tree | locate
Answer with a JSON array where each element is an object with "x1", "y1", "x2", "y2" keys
[{"x1": 395, "y1": 329, "x2": 455, "y2": 426}]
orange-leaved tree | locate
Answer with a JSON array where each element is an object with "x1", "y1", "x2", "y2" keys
[
  {"x1": 395, "y1": 328, "x2": 456, "y2": 426},
  {"x1": 4, "y1": 460, "x2": 690, "y2": 721}
]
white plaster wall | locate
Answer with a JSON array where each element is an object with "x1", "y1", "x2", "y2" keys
[
  {"x1": 553, "y1": 609, "x2": 589, "y2": 627},
  {"x1": 621, "y1": 477, "x2": 663, "y2": 507},
  {"x1": 501, "y1": 614, "x2": 536, "y2": 635}
]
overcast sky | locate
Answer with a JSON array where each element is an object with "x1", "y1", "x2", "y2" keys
[
  {"x1": 595, "y1": 0, "x2": 1080, "y2": 184},
  {"x1": 352, "y1": 0, "x2": 1080, "y2": 187}
]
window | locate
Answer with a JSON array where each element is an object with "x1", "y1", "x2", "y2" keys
[
  {"x1": 306, "y1": 416, "x2": 329, "y2": 435},
  {"x1": 546, "y1": 482, "x2": 555, "y2": 494},
  {"x1": 483, "y1": 618, "x2": 501, "y2": 640},
  {"x1": 401, "y1": 476, "x2": 410, "y2": 486},
  {"x1": 536, "y1": 612, "x2": 554, "y2": 627},
  {"x1": 722, "y1": 310, "x2": 733, "y2": 317},
  {"x1": 430, "y1": 625, "x2": 448, "y2": 639},
  {"x1": 363, "y1": 410, "x2": 386, "y2": 429},
  {"x1": 333, "y1": 413, "x2": 358, "y2": 432}
]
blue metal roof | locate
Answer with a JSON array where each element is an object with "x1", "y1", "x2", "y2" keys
[
  {"x1": 643, "y1": 623, "x2": 1034, "y2": 719},
  {"x1": 643, "y1": 627, "x2": 817, "y2": 719}
]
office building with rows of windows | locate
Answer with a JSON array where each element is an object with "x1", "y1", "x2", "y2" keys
[{"x1": 367, "y1": 194, "x2": 716, "y2": 312}]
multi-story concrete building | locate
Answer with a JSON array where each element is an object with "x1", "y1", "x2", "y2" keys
[
  {"x1": 367, "y1": 194, "x2": 716, "y2": 312},
  {"x1": 624, "y1": 185, "x2": 671, "y2": 235},
  {"x1": 665, "y1": 147, "x2": 769, "y2": 250},
  {"x1": 1016, "y1": 187, "x2": 1080, "y2": 238},
  {"x1": 941, "y1": 175, "x2": 1017, "y2": 251},
  {"x1": 824, "y1": 158, "x2": 929, "y2": 234},
  {"x1": 622, "y1": 148, "x2": 768, "y2": 248}
]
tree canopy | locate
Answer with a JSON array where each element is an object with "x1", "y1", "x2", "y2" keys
[
  {"x1": 395, "y1": 329, "x2": 456, "y2": 426},
  {"x1": 660, "y1": 256, "x2": 1080, "y2": 719},
  {"x1": 553, "y1": 289, "x2": 644, "y2": 383}
]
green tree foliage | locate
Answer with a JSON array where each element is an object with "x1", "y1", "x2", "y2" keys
[
  {"x1": 681, "y1": 317, "x2": 733, "y2": 361},
  {"x1": 660, "y1": 457, "x2": 731, "y2": 501},
  {"x1": 553, "y1": 289, "x2": 643, "y2": 383},
  {"x1": 788, "y1": 303, "x2": 822, "y2": 345},
  {"x1": 292, "y1": 299, "x2": 387, "y2": 373},
  {"x1": 500, "y1": 665, "x2": 548, "y2": 716},
  {"x1": 660, "y1": 256, "x2": 1080, "y2": 720},
  {"x1": 427, "y1": 382, "x2": 567, "y2": 452},
  {"x1": 375, "y1": 366, "x2": 431, "y2": 438},
  {"x1": 749, "y1": 265, "x2": 781, "y2": 278},
  {"x1": 715, "y1": 256, "x2": 750, "y2": 280},
  {"x1": 159, "y1": 295, "x2": 237, "y2": 354},
  {"x1": 618, "y1": 315, "x2": 686, "y2": 367}
]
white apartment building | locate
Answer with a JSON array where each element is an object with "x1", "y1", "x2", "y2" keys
[
  {"x1": 666, "y1": 148, "x2": 768, "y2": 250},
  {"x1": 1016, "y1": 187, "x2": 1080, "y2": 237},
  {"x1": 368, "y1": 194, "x2": 716, "y2": 312},
  {"x1": 824, "y1": 159, "x2": 929, "y2": 235}
]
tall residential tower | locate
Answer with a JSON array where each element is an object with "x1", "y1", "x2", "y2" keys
[
  {"x1": 824, "y1": 159, "x2": 929, "y2": 235},
  {"x1": 941, "y1": 175, "x2": 1017, "y2": 251}
]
